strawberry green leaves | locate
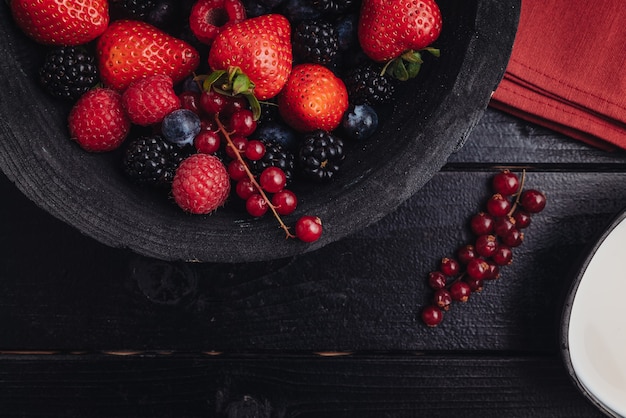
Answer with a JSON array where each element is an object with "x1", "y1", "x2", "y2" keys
[
  {"x1": 198, "y1": 67, "x2": 262, "y2": 121},
  {"x1": 382, "y1": 47, "x2": 441, "y2": 81}
]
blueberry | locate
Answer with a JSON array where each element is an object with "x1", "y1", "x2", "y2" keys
[
  {"x1": 255, "y1": 121, "x2": 299, "y2": 152},
  {"x1": 180, "y1": 75, "x2": 202, "y2": 94},
  {"x1": 161, "y1": 109, "x2": 201, "y2": 146},
  {"x1": 241, "y1": 0, "x2": 273, "y2": 17},
  {"x1": 335, "y1": 13, "x2": 359, "y2": 51},
  {"x1": 280, "y1": 0, "x2": 322, "y2": 22},
  {"x1": 341, "y1": 104, "x2": 379, "y2": 140}
]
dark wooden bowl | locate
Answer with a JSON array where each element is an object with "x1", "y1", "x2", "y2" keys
[{"x1": 0, "y1": 0, "x2": 520, "y2": 262}]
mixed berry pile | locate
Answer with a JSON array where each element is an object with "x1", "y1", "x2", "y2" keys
[
  {"x1": 421, "y1": 170, "x2": 547, "y2": 327},
  {"x1": 9, "y1": 0, "x2": 443, "y2": 243}
]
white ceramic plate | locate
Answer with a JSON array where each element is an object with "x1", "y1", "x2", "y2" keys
[{"x1": 562, "y1": 209, "x2": 626, "y2": 417}]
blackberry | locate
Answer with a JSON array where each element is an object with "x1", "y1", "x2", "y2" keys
[
  {"x1": 311, "y1": 0, "x2": 357, "y2": 15},
  {"x1": 110, "y1": 0, "x2": 156, "y2": 19},
  {"x1": 122, "y1": 135, "x2": 193, "y2": 187},
  {"x1": 343, "y1": 64, "x2": 396, "y2": 106},
  {"x1": 38, "y1": 46, "x2": 98, "y2": 101},
  {"x1": 292, "y1": 19, "x2": 338, "y2": 65},
  {"x1": 248, "y1": 138, "x2": 296, "y2": 184},
  {"x1": 298, "y1": 130, "x2": 345, "y2": 182}
]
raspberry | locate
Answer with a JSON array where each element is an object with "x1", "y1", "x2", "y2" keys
[
  {"x1": 39, "y1": 46, "x2": 98, "y2": 101},
  {"x1": 68, "y1": 87, "x2": 131, "y2": 152},
  {"x1": 122, "y1": 74, "x2": 181, "y2": 126},
  {"x1": 172, "y1": 154, "x2": 231, "y2": 214}
]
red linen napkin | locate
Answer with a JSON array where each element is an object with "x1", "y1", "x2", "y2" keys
[{"x1": 490, "y1": 0, "x2": 626, "y2": 151}]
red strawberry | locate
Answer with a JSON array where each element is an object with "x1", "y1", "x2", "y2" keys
[
  {"x1": 358, "y1": 0, "x2": 442, "y2": 79},
  {"x1": 208, "y1": 14, "x2": 292, "y2": 101},
  {"x1": 97, "y1": 20, "x2": 200, "y2": 91},
  {"x1": 122, "y1": 74, "x2": 181, "y2": 126},
  {"x1": 68, "y1": 88, "x2": 131, "y2": 152},
  {"x1": 189, "y1": 0, "x2": 246, "y2": 45},
  {"x1": 172, "y1": 154, "x2": 231, "y2": 214},
  {"x1": 10, "y1": 0, "x2": 109, "y2": 46},
  {"x1": 277, "y1": 64, "x2": 348, "y2": 133}
]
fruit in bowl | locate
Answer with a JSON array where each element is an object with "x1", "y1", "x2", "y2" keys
[{"x1": 0, "y1": 0, "x2": 520, "y2": 262}]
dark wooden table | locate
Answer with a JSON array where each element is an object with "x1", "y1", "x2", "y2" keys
[{"x1": 2, "y1": 106, "x2": 625, "y2": 417}]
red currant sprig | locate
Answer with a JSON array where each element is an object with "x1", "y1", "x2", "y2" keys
[
  {"x1": 421, "y1": 170, "x2": 546, "y2": 327},
  {"x1": 214, "y1": 115, "x2": 323, "y2": 243}
]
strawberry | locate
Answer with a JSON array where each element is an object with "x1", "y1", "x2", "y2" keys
[
  {"x1": 97, "y1": 20, "x2": 200, "y2": 91},
  {"x1": 189, "y1": 0, "x2": 246, "y2": 45},
  {"x1": 122, "y1": 74, "x2": 181, "y2": 126},
  {"x1": 277, "y1": 63, "x2": 348, "y2": 133},
  {"x1": 10, "y1": 0, "x2": 109, "y2": 46},
  {"x1": 207, "y1": 14, "x2": 292, "y2": 101},
  {"x1": 358, "y1": 0, "x2": 442, "y2": 80},
  {"x1": 68, "y1": 88, "x2": 131, "y2": 152},
  {"x1": 171, "y1": 154, "x2": 230, "y2": 214}
]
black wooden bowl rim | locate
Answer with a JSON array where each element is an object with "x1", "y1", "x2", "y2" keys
[{"x1": 0, "y1": 0, "x2": 520, "y2": 263}]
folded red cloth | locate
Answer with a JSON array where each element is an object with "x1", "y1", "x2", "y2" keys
[{"x1": 490, "y1": 0, "x2": 626, "y2": 151}]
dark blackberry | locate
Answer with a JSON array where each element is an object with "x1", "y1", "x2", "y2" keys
[
  {"x1": 298, "y1": 130, "x2": 345, "y2": 182},
  {"x1": 110, "y1": 0, "x2": 156, "y2": 19},
  {"x1": 38, "y1": 46, "x2": 98, "y2": 101},
  {"x1": 343, "y1": 64, "x2": 396, "y2": 106},
  {"x1": 248, "y1": 139, "x2": 296, "y2": 184},
  {"x1": 311, "y1": 0, "x2": 357, "y2": 15},
  {"x1": 122, "y1": 135, "x2": 194, "y2": 187},
  {"x1": 292, "y1": 19, "x2": 338, "y2": 66}
]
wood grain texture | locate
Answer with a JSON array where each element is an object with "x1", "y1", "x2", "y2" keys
[{"x1": 0, "y1": 354, "x2": 604, "y2": 418}]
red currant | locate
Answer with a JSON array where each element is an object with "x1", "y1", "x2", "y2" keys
[
  {"x1": 434, "y1": 288, "x2": 453, "y2": 311},
  {"x1": 440, "y1": 257, "x2": 460, "y2": 277},
  {"x1": 486, "y1": 193, "x2": 512, "y2": 218},
  {"x1": 470, "y1": 212, "x2": 494, "y2": 235},
  {"x1": 457, "y1": 244, "x2": 477, "y2": 265},
  {"x1": 260, "y1": 167, "x2": 286, "y2": 194},
  {"x1": 246, "y1": 194, "x2": 268, "y2": 218},
  {"x1": 513, "y1": 210, "x2": 532, "y2": 229},
  {"x1": 421, "y1": 305, "x2": 443, "y2": 327},
  {"x1": 492, "y1": 170, "x2": 519, "y2": 196},
  {"x1": 464, "y1": 277, "x2": 484, "y2": 292},
  {"x1": 222, "y1": 95, "x2": 248, "y2": 117},
  {"x1": 493, "y1": 216, "x2": 516, "y2": 238},
  {"x1": 228, "y1": 109, "x2": 257, "y2": 137},
  {"x1": 466, "y1": 258, "x2": 489, "y2": 280},
  {"x1": 492, "y1": 244, "x2": 513, "y2": 266},
  {"x1": 449, "y1": 281, "x2": 471, "y2": 302},
  {"x1": 501, "y1": 228, "x2": 524, "y2": 247},
  {"x1": 194, "y1": 130, "x2": 221, "y2": 154},
  {"x1": 244, "y1": 140, "x2": 266, "y2": 161},
  {"x1": 428, "y1": 271, "x2": 447, "y2": 290},
  {"x1": 475, "y1": 234, "x2": 498, "y2": 258},
  {"x1": 295, "y1": 216, "x2": 323, "y2": 243},
  {"x1": 235, "y1": 179, "x2": 256, "y2": 200},
  {"x1": 227, "y1": 160, "x2": 247, "y2": 181},
  {"x1": 485, "y1": 261, "x2": 500, "y2": 280},
  {"x1": 271, "y1": 189, "x2": 298, "y2": 215},
  {"x1": 225, "y1": 135, "x2": 248, "y2": 159},
  {"x1": 520, "y1": 189, "x2": 546, "y2": 213},
  {"x1": 200, "y1": 89, "x2": 227, "y2": 115},
  {"x1": 179, "y1": 91, "x2": 202, "y2": 115}
]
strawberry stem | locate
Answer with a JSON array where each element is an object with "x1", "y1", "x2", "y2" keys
[{"x1": 214, "y1": 115, "x2": 296, "y2": 239}]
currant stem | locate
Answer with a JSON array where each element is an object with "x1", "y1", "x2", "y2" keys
[
  {"x1": 507, "y1": 169, "x2": 527, "y2": 217},
  {"x1": 214, "y1": 115, "x2": 296, "y2": 239}
]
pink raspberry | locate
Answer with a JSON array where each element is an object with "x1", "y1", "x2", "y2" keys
[
  {"x1": 122, "y1": 74, "x2": 181, "y2": 126},
  {"x1": 172, "y1": 154, "x2": 230, "y2": 214},
  {"x1": 68, "y1": 87, "x2": 131, "y2": 152}
]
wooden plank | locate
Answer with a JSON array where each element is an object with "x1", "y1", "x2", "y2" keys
[
  {"x1": 448, "y1": 108, "x2": 626, "y2": 166},
  {"x1": 2, "y1": 170, "x2": 625, "y2": 352},
  {"x1": 0, "y1": 353, "x2": 603, "y2": 418}
]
